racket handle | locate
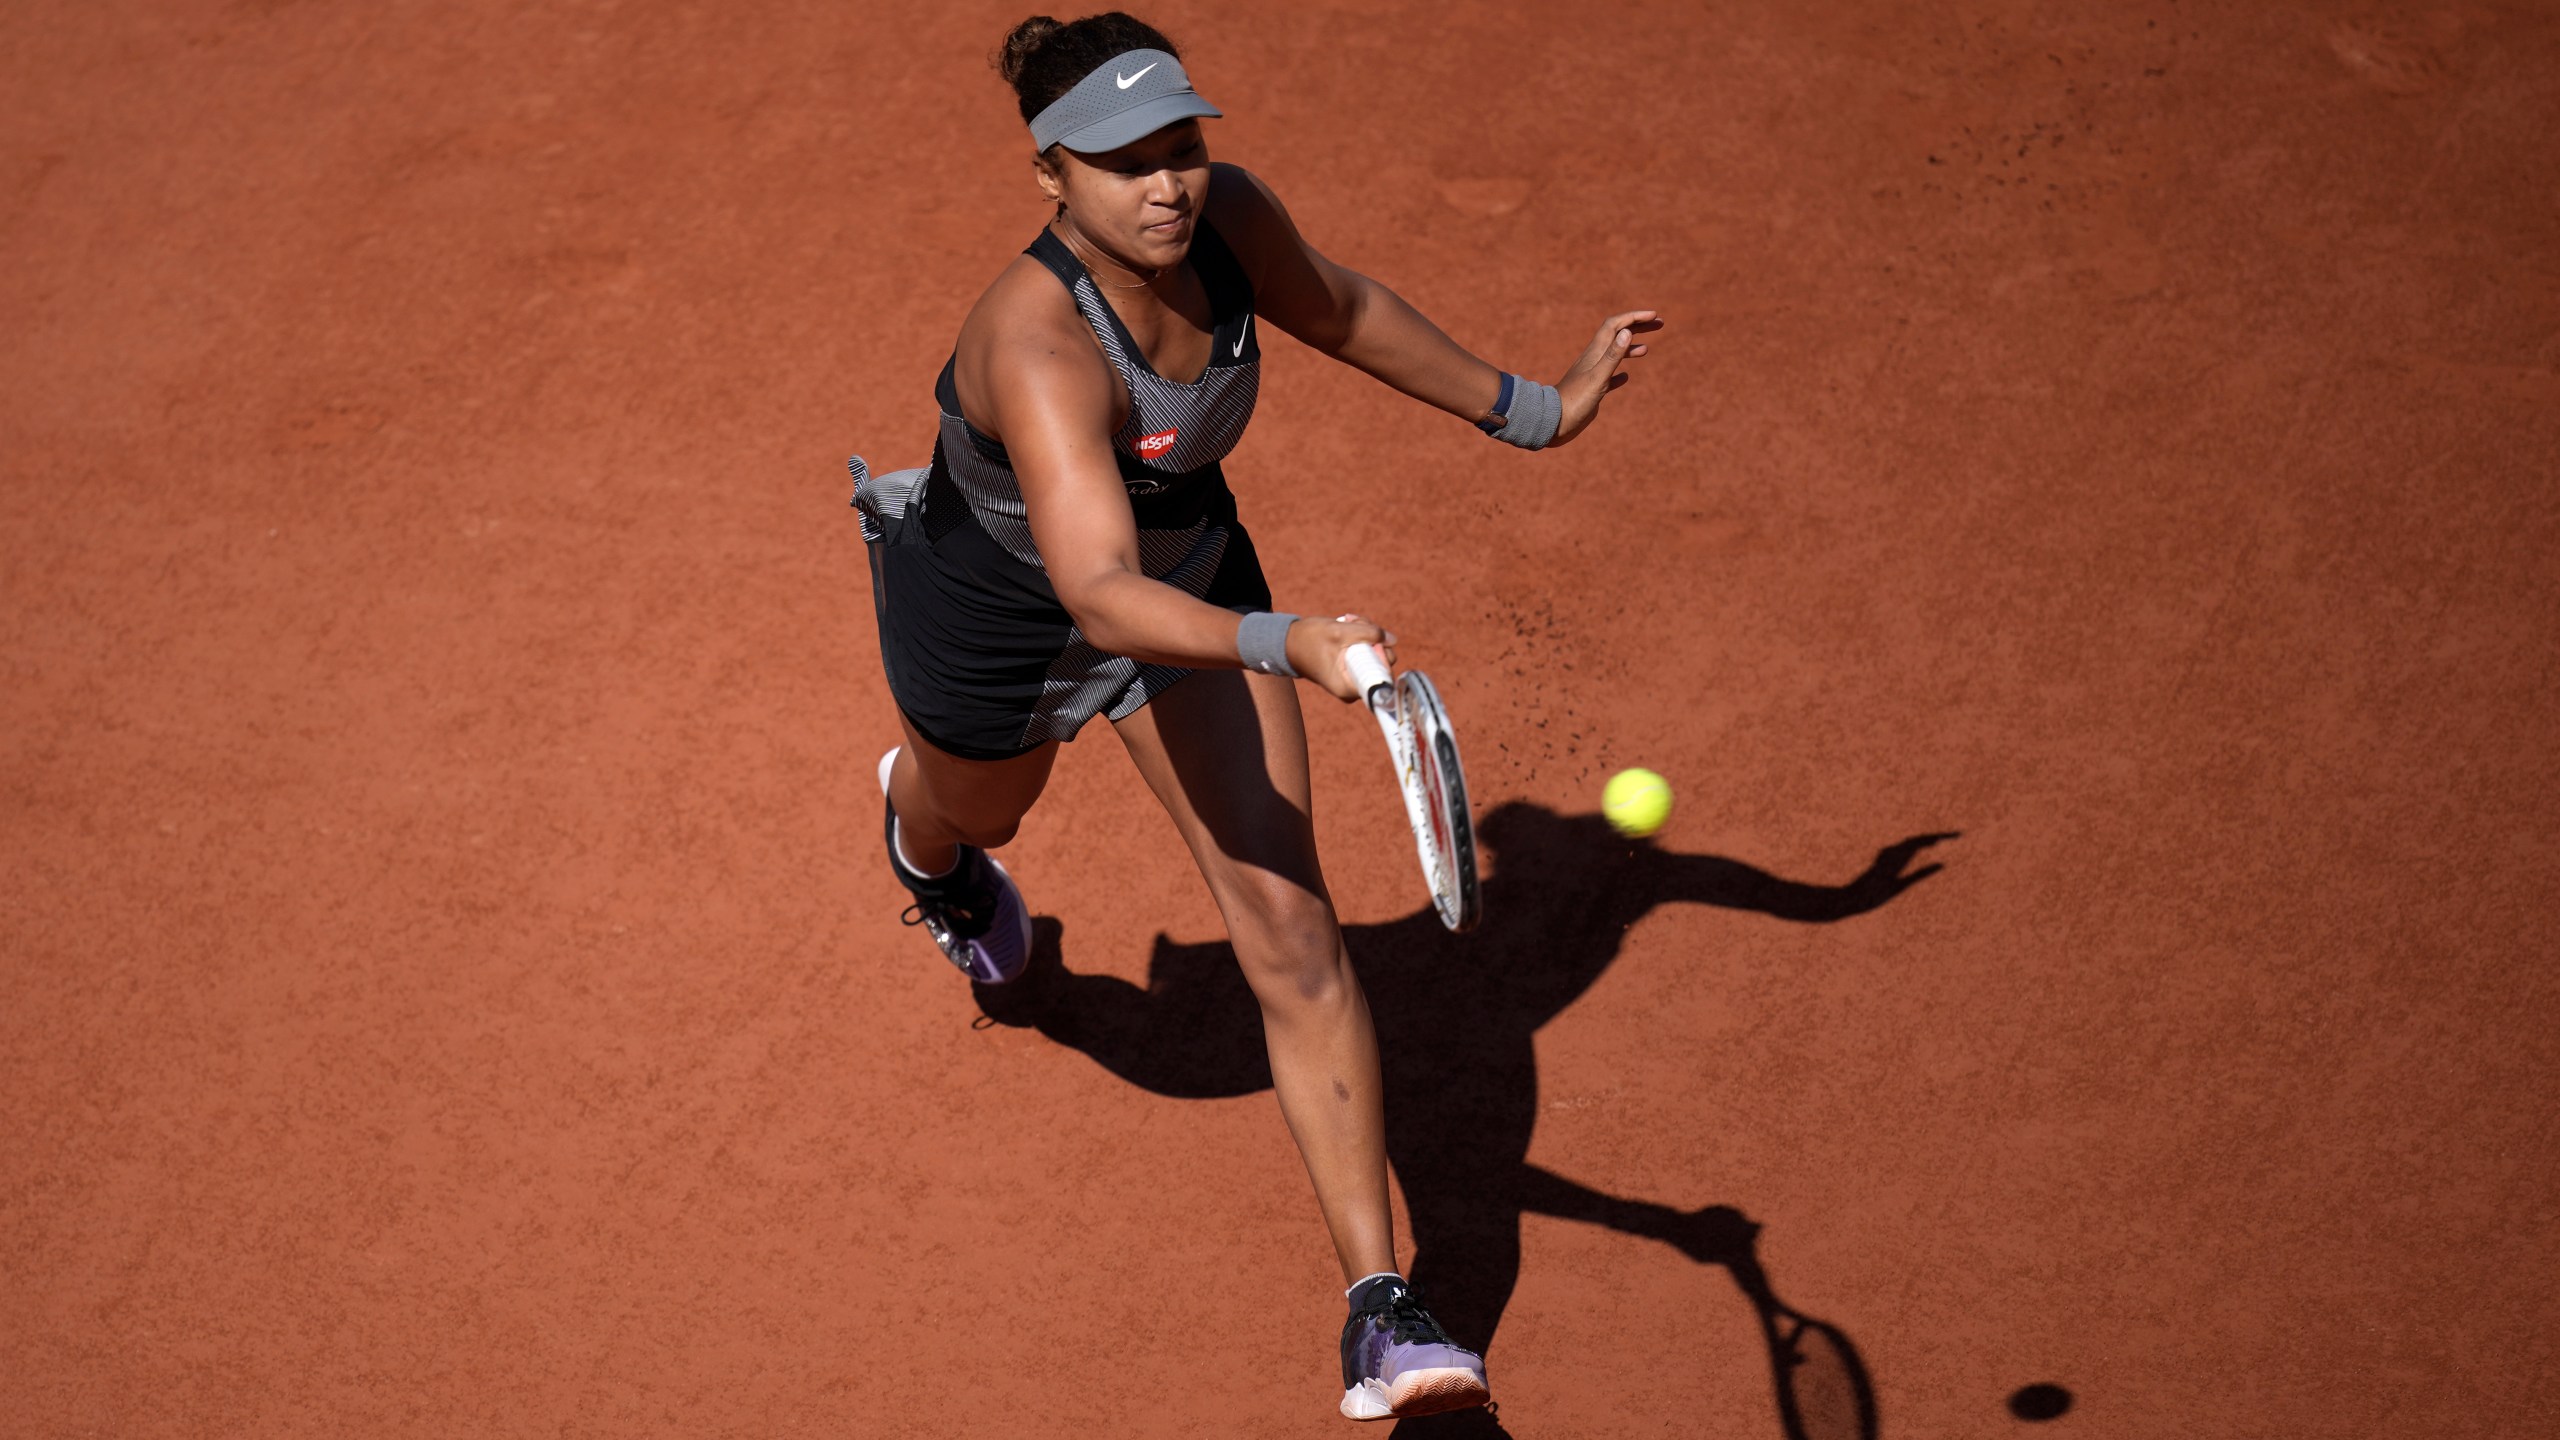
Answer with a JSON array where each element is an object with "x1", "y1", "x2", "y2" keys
[{"x1": 1343, "y1": 642, "x2": 1393, "y2": 698}]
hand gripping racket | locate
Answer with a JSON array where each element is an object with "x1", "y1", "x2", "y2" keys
[{"x1": 1343, "y1": 642, "x2": 1482, "y2": 932}]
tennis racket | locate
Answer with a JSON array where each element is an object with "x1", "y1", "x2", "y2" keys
[{"x1": 1343, "y1": 641, "x2": 1481, "y2": 932}]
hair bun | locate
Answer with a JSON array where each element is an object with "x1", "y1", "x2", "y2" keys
[
  {"x1": 992, "y1": 12, "x2": 1182, "y2": 129},
  {"x1": 996, "y1": 16, "x2": 1064, "y2": 87}
]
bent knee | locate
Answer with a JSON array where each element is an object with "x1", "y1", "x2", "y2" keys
[{"x1": 1222, "y1": 876, "x2": 1350, "y2": 1005}]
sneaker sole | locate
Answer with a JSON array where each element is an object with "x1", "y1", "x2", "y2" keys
[
  {"x1": 1338, "y1": 1369, "x2": 1490, "y2": 1421},
  {"x1": 1392, "y1": 1367, "x2": 1491, "y2": 1417}
]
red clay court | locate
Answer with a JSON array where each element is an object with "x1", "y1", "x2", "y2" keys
[{"x1": 6, "y1": 2, "x2": 2556, "y2": 1436}]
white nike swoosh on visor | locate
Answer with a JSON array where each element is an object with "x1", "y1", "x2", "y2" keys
[
  {"x1": 1116, "y1": 62, "x2": 1158, "y2": 89},
  {"x1": 1232, "y1": 314, "x2": 1251, "y2": 358}
]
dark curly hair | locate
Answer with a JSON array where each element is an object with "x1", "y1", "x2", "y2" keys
[{"x1": 993, "y1": 12, "x2": 1183, "y2": 130}]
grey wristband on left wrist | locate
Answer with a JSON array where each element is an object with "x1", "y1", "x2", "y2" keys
[{"x1": 1477, "y1": 371, "x2": 1563, "y2": 450}]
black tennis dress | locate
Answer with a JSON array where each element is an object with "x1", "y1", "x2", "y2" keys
[{"x1": 852, "y1": 222, "x2": 1271, "y2": 761}]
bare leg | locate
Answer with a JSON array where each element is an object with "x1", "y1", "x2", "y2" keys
[
  {"x1": 1114, "y1": 669, "x2": 1398, "y2": 1284},
  {"x1": 888, "y1": 711, "x2": 1058, "y2": 873}
]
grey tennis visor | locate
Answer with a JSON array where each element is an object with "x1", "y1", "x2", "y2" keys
[{"x1": 1029, "y1": 48, "x2": 1222, "y2": 153}]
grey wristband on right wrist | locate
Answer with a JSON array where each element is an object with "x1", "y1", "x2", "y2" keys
[{"x1": 1237, "y1": 610, "x2": 1300, "y2": 677}]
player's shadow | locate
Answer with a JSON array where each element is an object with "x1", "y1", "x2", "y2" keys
[{"x1": 974, "y1": 802, "x2": 1950, "y2": 1439}]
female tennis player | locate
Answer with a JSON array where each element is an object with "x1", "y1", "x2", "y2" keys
[{"x1": 852, "y1": 12, "x2": 1656, "y2": 1421}]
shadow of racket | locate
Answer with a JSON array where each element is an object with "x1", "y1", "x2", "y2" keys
[
  {"x1": 974, "y1": 805, "x2": 1937, "y2": 1439},
  {"x1": 1760, "y1": 1300, "x2": 1878, "y2": 1440},
  {"x1": 1708, "y1": 1209, "x2": 1878, "y2": 1440}
]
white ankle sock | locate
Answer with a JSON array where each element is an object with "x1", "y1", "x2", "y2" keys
[
  {"x1": 1346, "y1": 1271, "x2": 1405, "y2": 1302},
  {"x1": 894, "y1": 818, "x2": 958, "y2": 880}
]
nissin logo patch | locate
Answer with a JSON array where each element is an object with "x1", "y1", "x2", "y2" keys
[{"x1": 1134, "y1": 428, "x2": 1179, "y2": 459}]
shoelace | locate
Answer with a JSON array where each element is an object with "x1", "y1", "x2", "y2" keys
[
  {"x1": 1373, "y1": 1291, "x2": 1454, "y2": 1347},
  {"x1": 899, "y1": 858, "x2": 998, "y2": 936},
  {"x1": 902, "y1": 896, "x2": 991, "y2": 929}
]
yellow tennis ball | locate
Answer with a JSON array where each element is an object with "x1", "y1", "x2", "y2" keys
[{"x1": 1602, "y1": 768, "x2": 1673, "y2": 838}]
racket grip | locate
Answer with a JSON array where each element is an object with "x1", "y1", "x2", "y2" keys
[{"x1": 1343, "y1": 643, "x2": 1393, "y2": 697}]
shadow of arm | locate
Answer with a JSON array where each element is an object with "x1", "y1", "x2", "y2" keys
[
  {"x1": 1653, "y1": 832, "x2": 1959, "y2": 923},
  {"x1": 1515, "y1": 1164, "x2": 1878, "y2": 1440},
  {"x1": 1514, "y1": 1163, "x2": 1759, "y2": 1265}
]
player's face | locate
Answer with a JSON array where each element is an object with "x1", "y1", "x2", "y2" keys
[{"x1": 1040, "y1": 120, "x2": 1210, "y2": 272}]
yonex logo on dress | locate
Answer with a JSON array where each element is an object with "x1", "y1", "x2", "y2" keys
[{"x1": 1135, "y1": 427, "x2": 1179, "y2": 457}]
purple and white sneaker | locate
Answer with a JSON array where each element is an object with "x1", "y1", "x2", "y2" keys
[
  {"x1": 877, "y1": 748, "x2": 1032, "y2": 984},
  {"x1": 1338, "y1": 1275, "x2": 1491, "y2": 1421}
]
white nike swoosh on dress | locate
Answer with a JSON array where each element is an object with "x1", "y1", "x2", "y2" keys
[
  {"x1": 1116, "y1": 62, "x2": 1158, "y2": 89},
  {"x1": 1232, "y1": 314, "x2": 1251, "y2": 358}
]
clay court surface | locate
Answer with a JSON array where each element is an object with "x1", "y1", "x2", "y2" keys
[{"x1": 7, "y1": 0, "x2": 2559, "y2": 1435}]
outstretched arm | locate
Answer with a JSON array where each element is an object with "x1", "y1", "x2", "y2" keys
[{"x1": 1208, "y1": 163, "x2": 1660, "y2": 448}]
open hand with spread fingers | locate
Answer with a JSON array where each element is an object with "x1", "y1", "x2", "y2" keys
[{"x1": 1548, "y1": 309, "x2": 1664, "y2": 448}]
